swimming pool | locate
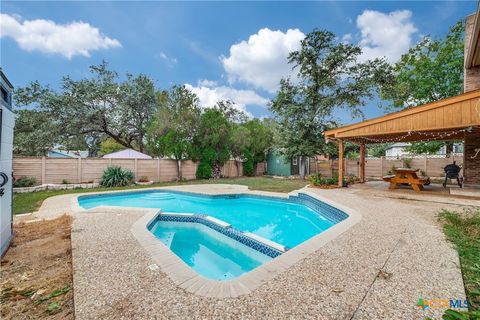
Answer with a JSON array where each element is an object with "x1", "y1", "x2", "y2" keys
[
  {"x1": 150, "y1": 219, "x2": 272, "y2": 280},
  {"x1": 79, "y1": 190, "x2": 346, "y2": 248},
  {"x1": 79, "y1": 190, "x2": 348, "y2": 280}
]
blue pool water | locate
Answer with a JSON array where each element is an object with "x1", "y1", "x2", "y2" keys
[
  {"x1": 150, "y1": 220, "x2": 272, "y2": 280},
  {"x1": 79, "y1": 191, "x2": 336, "y2": 248}
]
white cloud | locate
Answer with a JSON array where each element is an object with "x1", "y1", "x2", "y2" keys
[
  {"x1": 0, "y1": 13, "x2": 121, "y2": 59},
  {"x1": 356, "y1": 10, "x2": 417, "y2": 62},
  {"x1": 197, "y1": 79, "x2": 218, "y2": 87},
  {"x1": 185, "y1": 83, "x2": 269, "y2": 115},
  {"x1": 157, "y1": 51, "x2": 177, "y2": 67},
  {"x1": 221, "y1": 28, "x2": 305, "y2": 93},
  {"x1": 341, "y1": 33, "x2": 352, "y2": 43}
]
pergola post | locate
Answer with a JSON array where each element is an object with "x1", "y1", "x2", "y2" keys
[
  {"x1": 359, "y1": 144, "x2": 365, "y2": 183},
  {"x1": 338, "y1": 139, "x2": 344, "y2": 187}
]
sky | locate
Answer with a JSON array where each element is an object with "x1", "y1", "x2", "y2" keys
[{"x1": 0, "y1": 1, "x2": 477, "y2": 123}]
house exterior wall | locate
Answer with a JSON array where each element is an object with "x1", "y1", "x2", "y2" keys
[
  {"x1": 463, "y1": 130, "x2": 480, "y2": 186},
  {"x1": 0, "y1": 72, "x2": 14, "y2": 255},
  {"x1": 385, "y1": 146, "x2": 410, "y2": 157},
  {"x1": 465, "y1": 14, "x2": 480, "y2": 93}
]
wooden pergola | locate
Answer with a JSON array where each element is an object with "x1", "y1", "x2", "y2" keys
[{"x1": 324, "y1": 89, "x2": 480, "y2": 187}]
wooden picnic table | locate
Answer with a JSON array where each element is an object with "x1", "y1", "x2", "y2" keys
[{"x1": 383, "y1": 168, "x2": 429, "y2": 192}]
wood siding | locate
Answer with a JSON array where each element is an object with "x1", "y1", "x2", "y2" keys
[{"x1": 324, "y1": 90, "x2": 480, "y2": 141}]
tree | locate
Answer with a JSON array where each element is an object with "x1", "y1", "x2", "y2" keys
[
  {"x1": 147, "y1": 86, "x2": 201, "y2": 180},
  {"x1": 381, "y1": 20, "x2": 465, "y2": 110},
  {"x1": 271, "y1": 29, "x2": 391, "y2": 178},
  {"x1": 404, "y1": 141, "x2": 444, "y2": 155},
  {"x1": 367, "y1": 143, "x2": 393, "y2": 158},
  {"x1": 243, "y1": 119, "x2": 273, "y2": 173},
  {"x1": 14, "y1": 61, "x2": 157, "y2": 154},
  {"x1": 99, "y1": 138, "x2": 125, "y2": 156},
  {"x1": 230, "y1": 125, "x2": 251, "y2": 176},
  {"x1": 194, "y1": 107, "x2": 232, "y2": 179},
  {"x1": 13, "y1": 109, "x2": 58, "y2": 156},
  {"x1": 380, "y1": 20, "x2": 465, "y2": 154}
]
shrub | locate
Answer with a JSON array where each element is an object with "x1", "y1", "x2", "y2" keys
[
  {"x1": 62, "y1": 179, "x2": 70, "y2": 184},
  {"x1": 196, "y1": 161, "x2": 212, "y2": 179},
  {"x1": 243, "y1": 159, "x2": 254, "y2": 176},
  {"x1": 100, "y1": 166, "x2": 134, "y2": 187},
  {"x1": 309, "y1": 173, "x2": 342, "y2": 186},
  {"x1": 402, "y1": 158, "x2": 412, "y2": 168},
  {"x1": 243, "y1": 150, "x2": 254, "y2": 176},
  {"x1": 13, "y1": 176, "x2": 37, "y2": 188},
  {"x1": 138, "y1": 176, "x2": 149, "y2": 182},
  {"x1": 345, "y1": 174, "x2": 359, "y2": 184},
  {"x1": 387, "y1": 165, "x2": 397, "y2": 175}
]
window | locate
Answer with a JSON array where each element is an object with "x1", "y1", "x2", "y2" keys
[{"x1": 0, "y1": 87, "x2": 8, "y2": 104}]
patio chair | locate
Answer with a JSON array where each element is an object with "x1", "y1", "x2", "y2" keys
[{"x1": 442, "y1": 161, "x2": 462, "y2": 188}]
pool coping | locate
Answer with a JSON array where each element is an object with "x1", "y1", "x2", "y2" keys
[{"x1": 71, "y1": 185, "x2": 361, "y2": 298}]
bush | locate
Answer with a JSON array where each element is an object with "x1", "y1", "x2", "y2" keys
[
  {"x1": 138, "y1": 176, "x2": 149, "y2": 182},
  {"x1": 309, "y1": 173, "x2": 351, "y2": 187},
  {"x1": 309, "y1": 173, "x2": 341, "y2": 186},
  {"x1": 196, "y1": 161, "x2": 212, "y2": 179},
  {"x1": 402, "y1": 158, "x2": 412, "y2": 168},
  {"x1": 100, "y1": 166, "x2": 134, "y2": 187},
  {"x1": 243, "y1": 159, "x2": 254, "y2": 176},
  {"x1": 62, "y1": 179, "x2": 70, "y2": 184},
  {"x1": 13, "y1": 176, "x2": 37, "y2": 188},
  {"x1": 243, "y1": 150, "x2": 254, "y2": 176}
]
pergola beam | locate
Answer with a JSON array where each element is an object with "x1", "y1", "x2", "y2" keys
[
  {"x1": 359, "y1": 144, "x2": 365, "y2": 183},
  {"x1": 338, "y1": 139, "x2": 344, "y2": 187}
]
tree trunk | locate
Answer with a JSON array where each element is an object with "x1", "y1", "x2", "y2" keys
[
  {"x1": 299, "y1": 156, "x2": 306, "y2": 180},
  {"x1": 236, "y1": 160, "x2": 241, "y2": 177},
  {"x1": 176, "y1": 159, "x2": 182, "y2": 181},
  {"x1": 446, "y1": 142, "x2": 453, "y2": 158}
]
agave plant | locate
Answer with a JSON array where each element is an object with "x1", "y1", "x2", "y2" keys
[{"x1": 100, "y1": 166, "x2": 134, "y2": 187}]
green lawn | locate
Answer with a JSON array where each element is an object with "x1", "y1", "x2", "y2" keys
[
  {"x1": 439, "y1": 209, "x2": 480, "y2": 314},
  {"x1": 13, "y1": 177, "x2": 308, "y2": 215}
]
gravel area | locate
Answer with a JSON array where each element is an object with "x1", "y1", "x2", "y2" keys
[{"x1": 58, "y1": 185, "x2": 468, "y2": 319}]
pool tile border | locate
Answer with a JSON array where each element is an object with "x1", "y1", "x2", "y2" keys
[{"x1": 126, "y1": 187, "x2": 362, "y2": 298}]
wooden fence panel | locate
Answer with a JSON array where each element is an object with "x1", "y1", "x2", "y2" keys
[
  {"x1": 13, "y1": 155, "x2": 460, "y2": 185},
  {"x1": 182, "y1": 161, "x2": 198, "y2": 180},
  {"x1": 136, "y1": 159, "x2": 158, "y2": 182},
  {"x1": 13, "y1": 157, "x2": 42, "y2": 183},
  {"x1": 158, "y1": 159, "x2": 178, "y2": 182},
  {"x1": 81, "y1": 158, "x2": 110, "y2": 183},
  {"x1": 45, "y1": 158, "x2": 78, "y2": 184},
  {"x1": 255, "y1": 162, "x2": 266, "y2": 176},
  {"x1": 365, "y1": 159, "x2": 382, "y2": 177},
  {"x1": 221, "y1": 160, "x2": 242, "y2": 177}
]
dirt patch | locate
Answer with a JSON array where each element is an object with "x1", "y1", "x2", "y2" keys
[{"x1": 1, "y1": 215, "x2": 74, "y2": 319}]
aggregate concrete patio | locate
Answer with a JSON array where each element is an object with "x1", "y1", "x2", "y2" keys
[{"x1": 34, "y1": 184, "x2": 470, "y2": 319}]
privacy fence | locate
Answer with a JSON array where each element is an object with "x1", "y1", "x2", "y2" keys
[
  {"x1": 14, "y1": 154, "x2": 458, "y2": 185},
  {"x1": 310, "y1": 154, "x2": 464, "y2": 179},
  {"x1": 12, "y1": 157, "x2": 264, "y2": 185}
]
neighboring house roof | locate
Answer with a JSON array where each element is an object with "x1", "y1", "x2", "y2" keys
[
  {"x1": 102, "y1": 148, "x2": 152, "y2": 159},
  {"x1": 0, "y1": 68, "x2": 13, "y2": 89},
  {"x1": 48, "y1": 150, "x2": 89, "y2": 158}
]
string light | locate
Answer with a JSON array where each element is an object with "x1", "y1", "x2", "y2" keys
[{"x1": 344, "y1": 126, "x2": 479, "y2": 144}]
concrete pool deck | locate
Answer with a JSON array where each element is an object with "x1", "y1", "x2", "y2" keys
[{"x1": 31, "y1": 184, "x2": 468, "y2": 319}]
